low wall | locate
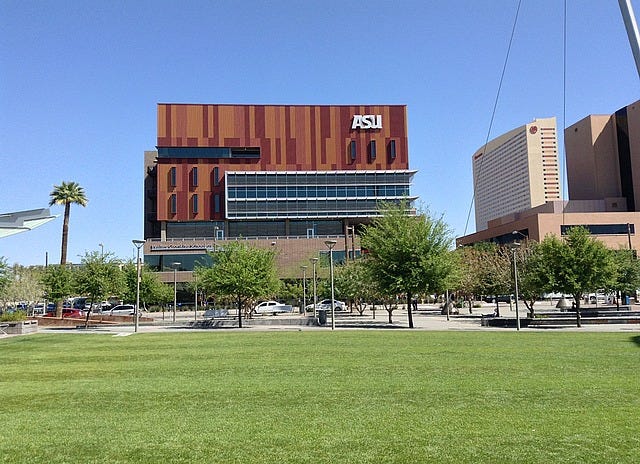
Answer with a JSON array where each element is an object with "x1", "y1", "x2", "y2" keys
[{"x1": 2, "y1": 320, "x2": 38, "y2": 334}]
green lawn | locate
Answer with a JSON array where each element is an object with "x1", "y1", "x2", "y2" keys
[{"x1": 1, "y1": 331, "x2": 639, "y2": 463}]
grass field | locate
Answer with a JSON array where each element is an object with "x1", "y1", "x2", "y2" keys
[{"x1": 1, "y1": 331, "x2": 639, "y2": 463}]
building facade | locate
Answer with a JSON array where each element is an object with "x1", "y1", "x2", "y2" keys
[
  {"x1": 565, "y1": 99, "x2": 640, "y2": 211},
  {"x1": 472, "y1": 117, "x2": 560, "y2": 231},
  {"x1": 143, "y1": 104, "x2": 416, "y2": 278},
  {"x1": 457, "y1": 101, "x2": 638, "y2": 252}
]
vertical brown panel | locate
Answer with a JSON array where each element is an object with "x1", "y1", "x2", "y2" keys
[
  {"x1": 244, "y1": 106, "x2": 251, "y2": 144},
  {"x1": 255, "y1": 105, "x2": 265, "y2": 140},
  {"x1": 202, "y1": 106, "x2": 209, "y2": 139},
  {"x1": 309, "y1": 106, "x2": 316, "y2": 170},
  {"x1": 165, "y1": 104, "x2": 172, "y2": 146},
  {"x1": 176, "y1": 105, "x2": 187, "y2": 141}
]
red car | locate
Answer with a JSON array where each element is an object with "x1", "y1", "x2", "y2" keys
[{"x1": 44, "y1": 308, "x2": 85, "y2": 318}]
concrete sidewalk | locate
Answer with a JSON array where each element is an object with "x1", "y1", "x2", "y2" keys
[{"x1": 26, "y1": 301, "x2": 640, "y2": 336}]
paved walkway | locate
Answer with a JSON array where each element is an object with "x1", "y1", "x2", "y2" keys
[{"x1": 16, "y1": 301, "x2": 638, "y2": 337}]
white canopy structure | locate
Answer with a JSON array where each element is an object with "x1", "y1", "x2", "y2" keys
[{"x1": 0, "y1": 208, "x2": 58, "y2": 238}]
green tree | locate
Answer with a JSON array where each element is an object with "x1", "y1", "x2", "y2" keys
[
  {"x1": 121, "y1": 261, "x2": 171, "y2": 309},
  {"x1": 607, "y1": 249, "x2": 640, "y2": 308},
  {"x1": 516, "y1": 240, "x2": 553, "y2": 318},
  {"x1": 49, "y1": 181, "x2": 88, "y2": 265},
  {"x1": 3, "y1": 265, "x2": 45, "y2": 310},
  {"x1": 474, "y1": 243, "x2": 512, "y2": 316},
  {"x1": 40, "y1": 264, "x2": 75, "y2": 317},
  {"x1": 334, "y1": 259, "x2": 371, "y2": 315},
  {"x1": 195, "y1": 242, "x2": 280, "y2": 328},
  {"x1": 361, "y1": 201, "x2": 455, "y2": 328},
  {"x1": 538, "y1": 226, "x2": 615, "y2": 327},
  {"x1": 451, "y1": 246, "x2": 480, "y2": 314},
  {"x1": 0, "y1": 257, "x2": 11, "y2": 309},
  {"x1": 74, "y1": 251, "x2": 124, "y2": 327}
]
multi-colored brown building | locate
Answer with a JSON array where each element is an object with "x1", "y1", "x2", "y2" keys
[{"x1": 143, "y1": 103, "x2": 416, "y2": 277}]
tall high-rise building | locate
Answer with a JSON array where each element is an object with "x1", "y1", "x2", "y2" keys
[
  {"x1": 565, "y1": 99, "x2": 640, "y2": 212},
  {"x1": 472, "y1": 117, "x2": 560, "y2": 231}
]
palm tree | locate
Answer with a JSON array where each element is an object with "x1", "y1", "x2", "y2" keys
[{"x1": 49, "y1": 181, "x2": 88, "y2": 265}]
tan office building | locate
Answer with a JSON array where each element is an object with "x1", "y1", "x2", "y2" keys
[
  {"x1": 565, "y1": 99, "x2": 640, "y2": 212},
  {"x1": 472, "y1": 117, "x2": 560, "y2": 231},
  {"x1": 457, "y1": 100, "x2": 638, "y2": 252}
]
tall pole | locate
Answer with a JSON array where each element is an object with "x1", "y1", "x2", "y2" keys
[
  {"x1": 514, "y1": 249, "x2": 520, "y2": 331},
  {"x1": 510, "y1": 244, "x2": 521, "y2": 331},
  {"x1": 619, "y1": 0, "x2": 640, "y2": 79},
  {"x1": 310, "y1": 257, "x2": 318, "y2": 319},
  {"x1": 301, "y1": 266, "x2": 307, "y2": 314},
  {"x1": 194, "y1": 272, "x2": 198, "y2": 321},
  {"x1": 172, "y1": 262, "x2": 180, "y2": 323},
  {"x1": 325, "y1": 240, "x2": 337, "y2": 330},
  {"x1": 132, "y1": 240, "x2": 145, "y2": 334},
  {"x1": 99, "y1": 243, "x2": 104, "y2": 257},
  {"x1": 351, "y1": 226, "x2": 356, "y2": 260},
  {"x1": 628, "y1": 222, "x2": 633, "y2": 250}
]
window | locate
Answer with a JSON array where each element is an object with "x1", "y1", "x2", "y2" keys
[
  {"x1": 350, "y1": 140, "x2": 357, "y2": 161},
  {"x1": 192, "y1": 167, "x2": 198, "y2": 187},
  {"x1": 369, "y1": 140, "x2": 376, "y2": 161},
  {"x1": 170, "y1": 167, "x2": 177, "y2": 187},
  {"x1": 561, "y1": 224, "x2": 635, "y2": 235},
  {"x1": 157, "y1": 147, "x2": 260, "y2": 159},
  {"x1": 389, "y1": 140, "x2": 397, "y2": 160},
  {"x1": 170, "y1": 194, "x2": 177, "y2": 214},
  {"x1": 214, "y1": 194, "x2": 220, "y2": 214},
  {"x1": 192, "y1": 194, "x2": 198, "y2": 214},
  {"x1": 213, "y1": 167, "x2": 220, "y2": 186}
]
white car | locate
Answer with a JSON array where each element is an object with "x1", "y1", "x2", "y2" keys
[
  {"x1": 103, "y1": 304, "x2": 136, "y2": 316},
  {"x1": 309, "y1": 299, "x2": 346, "y2": 311},
  {"x1": 253, "y1": 301, "x2": 293, "y2": 315}
]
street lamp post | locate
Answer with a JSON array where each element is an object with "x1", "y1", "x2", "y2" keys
[
  {"x1": 99, "y1": 243, "x2": 104, "y2": 257},
  {"x1": 310, "y1": 257, "x2": 318, "y2": 319},
  {"x1": 301, "y1": 265, "x2": 307, "y2": 314},
  {"x1": 346, "y1": 226, "x2": 356, "y2": 260},
  {"x1": 194, "y1": 272, "x2": 198, "y2": 321},
  {"x1": 132, "y1": 240, "x2": 145, "y2": 333},
  {"x1": 171, "y1": 262, "x2": 180, "y2": 323},
  {"x1": 325, "y1": 240, "x2": 337, "y2": 330},
  {"x1": 509, "y1": 242, "x2": 521, "y2": 331}
]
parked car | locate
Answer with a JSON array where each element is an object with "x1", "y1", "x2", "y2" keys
[
  {"x1": 44, "y1": 308, "x2": 85, "y2": 318},
  {"x1": 311, "y1": 299, "x2": 346, "y2": 311},
  {"x1": 32, "y1": 303, "x2": 56, "y2": 315},
  {"x1": 253, "y1": 301, "x2": 293, "y2": 315},
  {"x1": 102, "y1": 304, "x2": 136, "y2": 316}
]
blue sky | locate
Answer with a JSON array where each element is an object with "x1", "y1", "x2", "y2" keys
[{"x1": 1, "y1": 0, "x2": 638, "y2": 265}]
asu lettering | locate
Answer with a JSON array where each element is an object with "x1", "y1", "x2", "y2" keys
[{"x1": 351, "y1": 114, "x2": 382, "y2": 130}]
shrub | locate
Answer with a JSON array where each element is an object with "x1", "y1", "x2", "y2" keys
[{"x1": 0, "y1": 310, "x2": 27, "y2": 322}]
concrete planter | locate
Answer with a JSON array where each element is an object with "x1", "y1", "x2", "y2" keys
[{"x1": 2, "y1": 319, "x2": 38, "y2": 335}]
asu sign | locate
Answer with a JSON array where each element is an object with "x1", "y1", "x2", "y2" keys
[{"x1": 351, "y1": 114, "x2": 382, "y2": 130}]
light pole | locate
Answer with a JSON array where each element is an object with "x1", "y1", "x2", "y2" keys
[
  {"x1": 325, "y1": 240, "x2": 337, "y2": 330},
  {"x1": 509, "y1": 242, "x2": 521, "y2": 331},
  {"x1": 301, "y1": 265, "x2": 307, "y2": 314},
  {"x1": 132, "y1": 239, "x2": 145, "y2": 333},
  {"x1": 99, "y1": 243, "x2": 104, "y2": 257},
  {"x1": 194, "y1": 271, "x2": 198, "y2": 321},
  {"x1": 310, "y1": 257, "x2": 318, "y2": 319},
  {"x1": 346, "y1": 225, "x2": 356, "y2": 260},
  {"x1": 171, "y1": 262, "x2": 180, "y2": 323}
]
